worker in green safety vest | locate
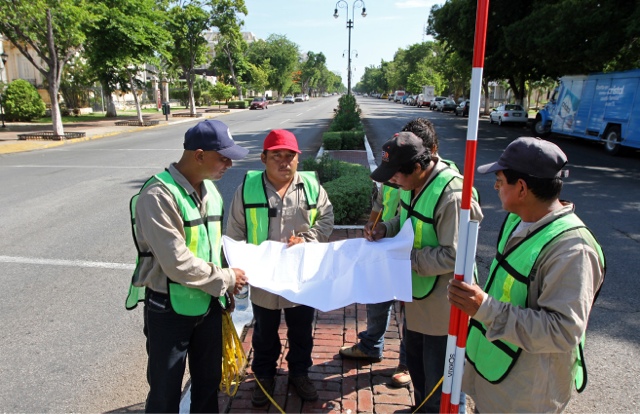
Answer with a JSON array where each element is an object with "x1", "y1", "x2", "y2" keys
[
  {"x1": 448, "y1": 137, "x2": 605, "y2": 413},
  {"x1": 226, "y1": 129, "x2": 334, "y2": 407},
  {"x1": 365, "y1": 131, "x2": 483, "y2": 413},
  {"x1": 340, "y1": 118, "x2": 452, "y2": 388},
  {"x1": 126, "y1": 120, "x2": 249, "y2": 413}
]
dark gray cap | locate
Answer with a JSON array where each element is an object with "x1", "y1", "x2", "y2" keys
[
  {"x1": 370, "y1": 132, "x2": 426, "y2": 183},
  {"x1": 477, "y1": 137, "x2": 567, "y2": 178}
]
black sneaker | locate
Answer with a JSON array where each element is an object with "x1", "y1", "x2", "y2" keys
[
  {"x1": 251, "y1": 377, "x2": 275, "y2": 407},
  {"x1": 288, "y1": 375, "x2": 319, "y2": 402}
]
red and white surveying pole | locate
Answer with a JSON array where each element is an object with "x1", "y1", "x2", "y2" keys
[{"x1": 440, "y1": 1, "x2": 489, "y2": 413}]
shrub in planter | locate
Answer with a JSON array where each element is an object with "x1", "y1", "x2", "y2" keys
[
  {"x1": 301, "y1": 155, "x2": 373, "y2": 225},
  {"x1": 323, "y1": 167, "x2": 373, "y2": 224},
  {"x1": 341, "y1": 130, "x2": 365, "y2": 150},
  {"x1": 227, "y1": 100, "x2": 247, "y2": 109},
  {"x1": 322, "y1": 132, "x2": 342, "y2": 150},
  {"x1": 329, "y1": 94, "x2": 361, "y2": 132},
  {"x1": 3, "y1": 79, "x2": 46, "y2": 121}
]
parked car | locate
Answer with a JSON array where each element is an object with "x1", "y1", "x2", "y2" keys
[
  {"x1": 455, "y1": 100, "x2": 470, "y2": 116},
  {"x1": 394, "y1": 90, "x2": 406, "y2": 102},
  {"x1": 249, "y1": 96, "x2": 268, "y2": 110},
  {"x1": 388, "y1": 94, "x2": 395, "y2": 101},
  {"x1": 294, "y1": 95, "x2": 304, "y2": 102},
  {"x1": 283, "y1": 95, "x2": 295, "y2": 104},
  {"x1": 404, "y1": 95, "x2": 414, "y2": 105},
  {"x1": 303, "y1": 94, "x2": 309, "y2": 101},
  {"x1": 440, "y1": 98, "x2": 457, "y2": 112},
  {"x1": 489, "y1": 104, "x2": 528, "y2": 126},
  {"x1": 430, "y1": 96, "x2": 446, "y2": 110},
  {"x1": 322, "y1": 92, "x2": 330, "y2": 97},
  {"x1": 381, "y1": 93, "x2": 388, "y2": 99}
]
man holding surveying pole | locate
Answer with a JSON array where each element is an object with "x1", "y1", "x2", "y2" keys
[{"x1": 447, "y1": 137, "x2": 605, "y2": 412}]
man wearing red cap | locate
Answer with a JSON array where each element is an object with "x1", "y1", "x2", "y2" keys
[{"x1": 226, "y1": 129, "x2": 334, "y2": 406}]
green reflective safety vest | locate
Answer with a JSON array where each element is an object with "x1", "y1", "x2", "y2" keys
[
  {"x1": 466, "y1": 211, "x2": 605, "y2": 391},
  {"x1": 399, "y1": 167, "x2": 465, "y2": 299},
  {"x1": 126, "y1": 170, "x2": 226, "y2": 316},
  {"x1": 242, "y1": 170, "x2": 320, "y2": 245}
]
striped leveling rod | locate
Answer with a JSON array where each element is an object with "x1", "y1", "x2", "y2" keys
[{"x1": 440, "y1": 0, "x2": 490, "y2": 413}]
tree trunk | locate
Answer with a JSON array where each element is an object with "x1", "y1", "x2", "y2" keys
[
  {"x1": 103, "y1": 79, "x2": 117, "y2": 118},
  {"x1": 482, "y1": 79, "x2": 490, "y2": 115},
  {"x1": 225, "y1": 47, "x2": 243, "y2": 100},
  {"x1": 187, "y1": 72, "x2": 196, "y2": 116},
  {"x1": 129, "y1": 72, "x2": 144, "y2": 124},
  {"x1": 47, "y1": 73, "x2": 64, "y2": 136}
]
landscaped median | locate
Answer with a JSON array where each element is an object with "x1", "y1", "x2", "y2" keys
[{"x1": 300, "y1": 94, "x2": 375, "y2": 225}]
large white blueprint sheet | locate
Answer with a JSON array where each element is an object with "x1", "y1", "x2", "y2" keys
[{"x1": 222, "y1": 222, "x2": 414, "y2": 312}]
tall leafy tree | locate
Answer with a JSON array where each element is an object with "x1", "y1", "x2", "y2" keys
[
  {"x1": 209, "y1": 0, "x2": 248, "y2": 99},
  {"x1": 0, "y1": 0, "x2": 95, "y2": 135},
  {"x1": 246, "y1": 60, "x2": 270, "y2": 96},
  {"x1": 299, "y1": 51, "x2": 327, "y2": 96},
  {"x1": 167, "y1": 1, "x2": 210, "y2": 115},
  {"x1": 83, "y1": 0, "x2": 172, "y2": 120},
  {"x1": 246, "y1": 34, "x2": 299, "y2": 98}
]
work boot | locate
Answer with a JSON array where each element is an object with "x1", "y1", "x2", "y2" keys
[
  {"x1": 391, "y1": 364, "x2": 412, "y2": 387},
  {"x1": 288, "y1": 375, "x2": 319, "y2": 402},
  {"x1": 251, "y1": 377, "x2": 275, "y2": 407},
  {"x1": 339, "y1": 344, "x2": 382, "y2": 362}
]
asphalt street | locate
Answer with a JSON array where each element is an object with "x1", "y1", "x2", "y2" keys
[{"x1": 0, "y1": 95, "x2": 638, "y2": 412}]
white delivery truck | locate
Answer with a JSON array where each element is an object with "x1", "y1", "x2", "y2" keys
[
  {"x1": 533, "y1": 69, "x2": 640, "y2": 155},
  {"x1": 417, "y1": 86, "x2": 435, "y2": 108}
]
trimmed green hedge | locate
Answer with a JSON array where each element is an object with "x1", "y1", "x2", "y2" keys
[
  {"x1": 227, "y1": 100, "x2": 247, "y2": 109},
  {"x1": 301, "y1": 154, "x2": 373, "y2": 225},
  {"x1": 322, "y1": 130, "x2": 365, "y2": 150}
]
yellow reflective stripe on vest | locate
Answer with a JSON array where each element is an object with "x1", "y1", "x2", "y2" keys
[
  {"x1": 467, "y1": 211, "x2": 604, "y2": 386},
  {"x1": 243, "y1": 170, "x2": 320, "y2": 245},
  {"x1": 381, "y1": 184, "x2": 401, "y2": 221}
]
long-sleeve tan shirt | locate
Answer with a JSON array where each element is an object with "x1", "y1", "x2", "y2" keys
[
  {"x1": 226, "y1": 171, "x2": 334, "y2": 310},
  {"x1": 383, "y1": 159, "x2": 484, "y2": 336},
  {"x1": 463, "y1": 203, "x2": 605, "y2": 413},
  {"x1": 132, "y1": 164, "x2": 235, "y2": 297}
]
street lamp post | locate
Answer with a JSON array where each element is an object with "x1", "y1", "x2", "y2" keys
[
  {"x1": 334, "y1": 0, "x2": 366, "y2": 96},
  {"x1": 1, "y1": 51, "x2": 8, "y2": 128}
]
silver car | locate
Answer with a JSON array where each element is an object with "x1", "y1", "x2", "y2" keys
[{"x1": 489, "y1": 104, "x2": 528, "y2": 126}]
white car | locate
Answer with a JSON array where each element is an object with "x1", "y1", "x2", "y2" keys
[
  {"x1": 283, "y1": 95, "x2": 295, "y2": 104},
  {"x1": 489, "y1": 104, "x2": 528, "y2": 126},
  {"x1": 303, "y1": 94, "x2": 309, "y2": 101}
]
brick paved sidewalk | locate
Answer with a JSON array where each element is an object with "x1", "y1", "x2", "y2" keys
[{"x1": 224, "y1": 302, "x2": 412, "y2": 414}]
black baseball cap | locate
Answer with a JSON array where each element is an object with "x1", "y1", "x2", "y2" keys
[
  {"x1": 183, "y1": 120, "x2": 249, "y2": 160},
  {"x1": 370, "y1": 132, "x2": 426, "y2": 183},
  {"x1": 477, "y1": 137, "x2": 567, "y2": 178}
]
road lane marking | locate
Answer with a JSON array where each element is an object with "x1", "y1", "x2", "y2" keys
[
  {"x1": 279, "y1": 119, "x2": 291, "y2": 124},
  {"x1": 0, "y1": 255, "x2": 135, "y2": 270}
]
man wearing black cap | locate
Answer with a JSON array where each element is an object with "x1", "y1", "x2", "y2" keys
[
  {"x1": 226, "y1": 129, "x2": 334, "y2": 406},
  {"x1": 126, "y1": 119, "x2": 249, "y2": 413},
  {"x1": 448, "y1": 137, "x2": 605, "y2": 412},
  {"x1": 366, "y1": 131, "x2": 483, "y2": 413}
]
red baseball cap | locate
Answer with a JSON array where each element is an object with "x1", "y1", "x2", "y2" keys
[{"x1": 263, "y1": 129, "x2": 301, "y2": 153}]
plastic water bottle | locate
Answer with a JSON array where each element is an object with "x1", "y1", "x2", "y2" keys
[{"x1": 234, "y1": 285, "x2": 248, "y2": 311}]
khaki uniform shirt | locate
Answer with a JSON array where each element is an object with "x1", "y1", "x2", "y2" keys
[
  {"x1": 226, "y1": 171, "x2": 334, "y2": 310},
  {"x1": 133, "y1": 164, "x2": 236, "y2": 297},
  {"x1": 384, "y1": 158, "x2": 484, "y2": 336},
  {"x1": 463, "y1": 203, "x2": 605, "y2": 413}
]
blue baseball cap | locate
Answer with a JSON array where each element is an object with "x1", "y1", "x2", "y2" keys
[{"x1": 183, "y1": 120, "x2": 249, "y2": 160}]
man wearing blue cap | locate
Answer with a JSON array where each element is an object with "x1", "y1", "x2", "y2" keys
[
  {"x1": 126, "y1": 119, "x2": 249, "y2": 413},
  {"x1": 448, "y1": 137, "x2": 605, "y2": 412}
]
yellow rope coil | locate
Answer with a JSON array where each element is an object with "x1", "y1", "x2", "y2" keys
[{"x1": 220, "y1": 311, "x2": 247, "y2": 397}]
